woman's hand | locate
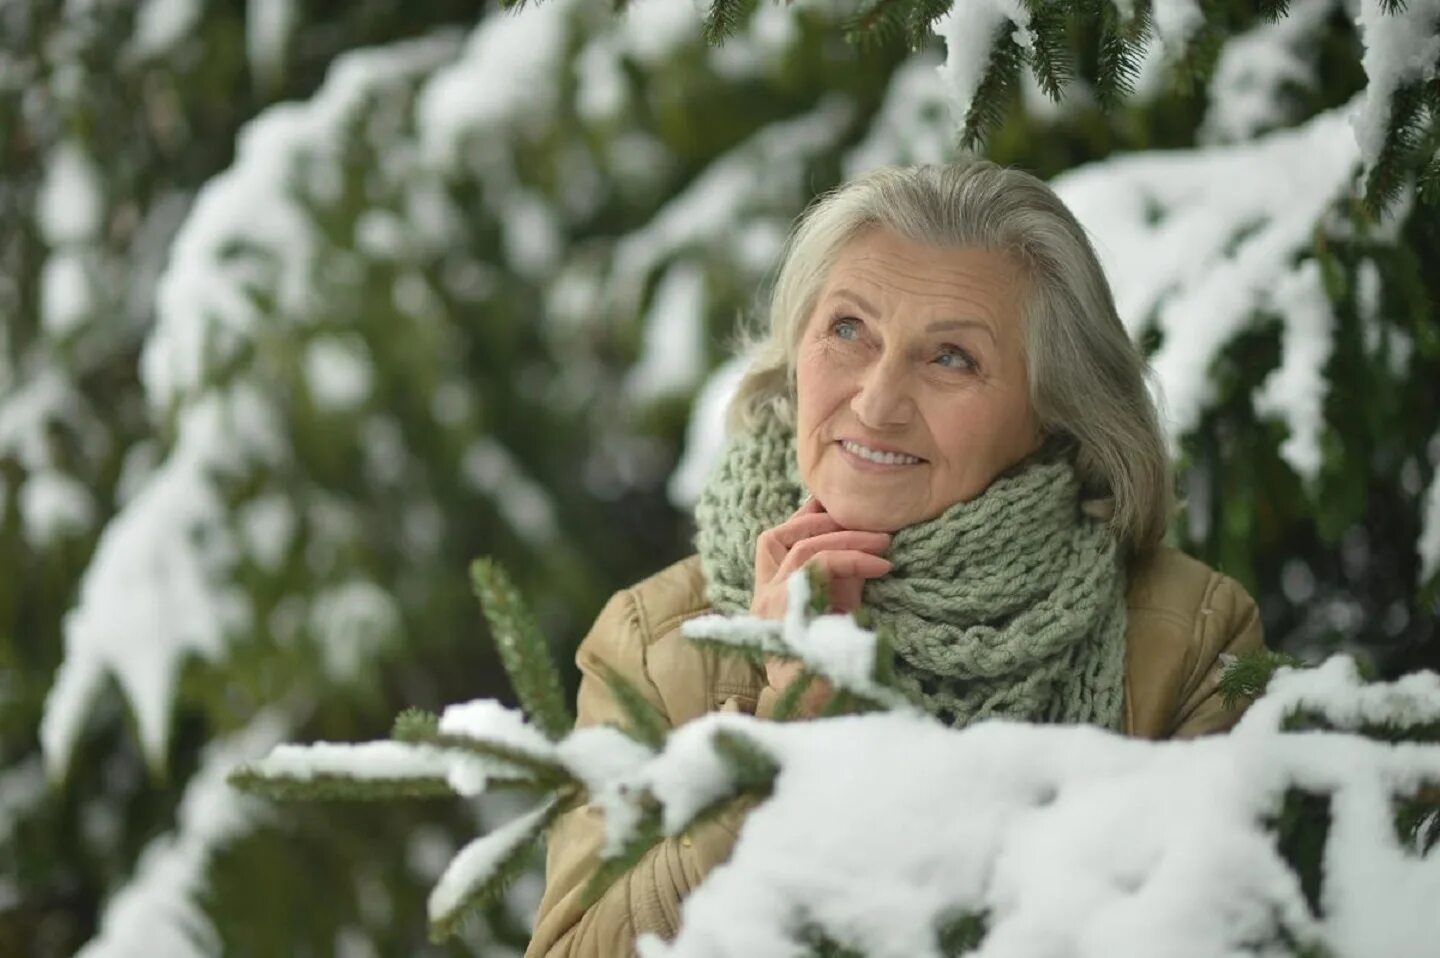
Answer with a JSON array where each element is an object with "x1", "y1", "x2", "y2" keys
[
  {"x1": 750, "y1": 497, "x2": 892, "y2": 619},
  {"x1": 751, "y1": 496, "x2": 891, "y2": 717}
]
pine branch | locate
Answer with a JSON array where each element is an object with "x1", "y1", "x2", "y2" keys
[
  {"x1": 1258, "y1": 0, "x2": 1290, "y2": 20},
  {"x1": 391, "y1": 705, "x2": 574, "y2": 787},
  {"x1": 1421, "y1": 148, "x2": 1440, "y2": 206},
  {"x1": 470, "y1": 558, "x2": 573, "y2": 741},
  {"x1": 906, "y1": 0, "x2": 953, "y2": 49},
  {"x1": 1094, "y1": 0, "x2": 1144, "y2": 110},
  {"x1": 1218, "y1": 648, "x2": 1306, "y2": 710},
  {"x1": 1024, "y1": 0, "x2": 1074, "y2": 102},
  {"x1": 597, "y1": 662, "x2": 669, "y2": 749},
  {"x1": 392, "y1": 707, "x2": 440, "y2": 741},
  {"x1": 704, "y1": 0, "x2": 758, "y2": 44},
  {"x1": 228, "y1": 767, "x2": 457, "y2": 801},
  {"x1": 711, "y1": 728, "x2": 781, "y2": 793},
  {"x1": 844, "y1": 0, "x2": 910, "y2": 50},
  {"x1": 428, "y1": 798, "x2": 564, "y2": 943},
  {"x1": 413, "y1": 730, "x2": 575, "y2": 789},
  {"x1": 935, "y1": 908, "x2": 989, "y2": 955},
  {"x1": 772, "y1": 669, "x2": 818, "y2": 721},
  {"x1": 1395, "y1": 786, "x2": 1440, "y2": 855},
  {"x1": 580, "y1": 803, "x2": 665, "y2": 906},
  {"x1": 1364, "y1": 81, "x2": 1429, "y2": 215},
  {"x1": 961, "y1": 24, "x2": 1026, "y2": 149}
]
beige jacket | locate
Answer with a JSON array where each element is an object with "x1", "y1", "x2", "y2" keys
[{"x1": 526, "y1": 548, "x2": 1265, "y2": 957}]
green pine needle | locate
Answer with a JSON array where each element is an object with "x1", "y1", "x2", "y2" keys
[
  {"x1": 935, "y1": 907, "x2": 989, "y2": 955},
  {"x1": 1024, "y1": 1, "x2": 1073, "y2": 102},
  {"x1": 1218, "y1": 648, "x2": 1306, "y2": 710},
  {"x1": 905, "y1": 0, "x2": 952, "y2": 49},
  {"x1": 228, "y1": 767, "x2": 457, "y2": 801},
  {"x1": 580, "y1": 804, "x2": 664, "y2": 907},
  {"x1": 711, "y1": 728, "x2": 780, "y2": 794},
  {"x1": 844, "y1": 0, "x2": 910, "y2": 50},
  {"x1": 772, "y1": 669, "x2": 817, "y2": 721},
  {"x1": 961, "y1": 26, "x2": 1024, "y2": 149},
  {"x1": 428, "y1": 798, "x2": 564, "y2": 943},
  {"x1": 470, "y1": 558, "x2": 574, "y2": 741},
  {"x1": 597, "y1": 662, "x2": 669, "y2": 749},
  {"x1": 1094, "y1": 3, "x2": 1143, "y2": 109},
  {"x1": 704, "y1": 0, "x2": 758, "y2": 44},
  {"x1": 391, "y1": 706, "x2": 571, "y2": 787},
  {"x1": 392, "y1": 707, "x2": 440, "y2": 742},
  {"x1": 432, "y1": 732, "x2": 575, "y2": 788}
]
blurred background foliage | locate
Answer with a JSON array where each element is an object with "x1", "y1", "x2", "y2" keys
[{"x1": 0, "y1": 0, "x2": 1435, "y2": 955}]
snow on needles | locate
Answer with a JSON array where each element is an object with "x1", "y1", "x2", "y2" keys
[
  {"x1": 1052, "y1": 104, "x2": 1359, "y2": 473},
  {"x1": 41, "y1": 386, "x2": 282, "y2": 778},
  {"x1": 73, "y1": 715, "x2": 287, "y2": 958},
  {"x1": 623, "y1": 663, "x2": 1440, "y2": 958},
  {"x1": 1352, "y1": 0, "x2": 1440, "y2": 174}
]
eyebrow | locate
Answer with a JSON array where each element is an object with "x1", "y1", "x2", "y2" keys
[{"x1": 829, "y1": 287, "x2": 997, "y2": 345}]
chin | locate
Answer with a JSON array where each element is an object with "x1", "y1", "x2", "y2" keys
[{"x1": 819, "y1": 494, "x2": 907, "y2": 533}]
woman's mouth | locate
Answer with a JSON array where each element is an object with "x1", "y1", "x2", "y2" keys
[{"x1": 837, "y1": 439, "x2": 924, "y2": 468}]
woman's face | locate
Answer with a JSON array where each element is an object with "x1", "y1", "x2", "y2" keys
[{"x1": 794, "y1": 227, "x2": 1043, "y2": 533}]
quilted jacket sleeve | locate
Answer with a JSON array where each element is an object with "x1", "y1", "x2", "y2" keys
[
  {"x1": 524, "y1": 589, "x2": 749, "y2": 958},
  {"x1": 1168, "y1": 572, "x2": 1267, "y2": 738}
]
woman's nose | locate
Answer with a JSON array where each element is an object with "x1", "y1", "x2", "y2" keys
[{"x1": 850, "y1": 359, "x2": 913, "y2": 429}]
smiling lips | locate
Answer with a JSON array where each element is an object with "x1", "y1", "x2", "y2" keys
[{"x1": 838, "y1": 439, "x2": 924, "y2": 466}]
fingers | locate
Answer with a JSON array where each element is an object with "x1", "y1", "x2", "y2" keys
[
  {"x1": 775, "y1": 530, "x2": 892, "y2": 580},
  {"x1": 756, "y1": 510, "x2": 844, "y2": 575}
]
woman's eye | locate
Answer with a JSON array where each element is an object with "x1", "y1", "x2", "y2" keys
[
  {"x1": 935, "y1": 347, "x2": 976, "y2": 372},
  {"x1": 832, "y1": 318, "x2": 860, "y2": 341}
]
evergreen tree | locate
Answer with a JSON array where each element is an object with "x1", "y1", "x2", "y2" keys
[{"x1": 2, "y1": 0, "x2": 1436, "y2": 955}]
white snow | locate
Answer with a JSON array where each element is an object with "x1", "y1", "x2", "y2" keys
[
  {"x1": 683, "y1": 570, "x2": 912, "y2": 711},
  {"x1": 933, "y1": 1, "x2": 1030, "y2": 137},
  {"x1": 1252, "y1": 259, "x2": 1333, "y2": 479},
  {"x1": 40, "y1": 250, "x2": 92, "y2": 337},
  {"x1": 1239, "y1": 651, "x2": 1440, "y2": 734},
  {"x1": 667, "y1": 354, "x2": 747, "y2": 508},
  {"x1": 38, "y1": 140, "x2": 103, "y2": 244},
  {"x1": 1150, "y1": 0, "x2": 1205, "y2": 60},
  {"x1": 438, "y1": 699, "x2": 556, "y2": 757},
  {"x1": 19, "y1": 469, "x2": 95, "y2": 544},
  {"x1": 246, "y1": 0, "x2": 296, "y2": 86},
  {"x1": 554, "y1": 725, "x2": 656, "y2": 794},
  {"x1": 71, "y1": 715, "x2": 286, "y2": 958},
  {"x1": 576, "y1": 659, "x2": 1440, "y2": 958},
  {"x1": 129, "y1": 0, "x2": 205, "y2": 59},
  {"x1": 1052, "y1": 103, "x2": 1359, "y2": 451},
  {"x1": 416, "y1": 0, "x2": 573, "y2": 171},
  {"x1": 1351, "y1": 0, "x2": 1440, "y2": 172},
  {"x1": 607, "y1": 97, "x2": 853, "y2": 320},
  {"x1": 251, "y1": 740, "x2": 455, "y2": 784},
  {"x1": 1419, "y1": 457, "x2": 1440, "y2": 587},
  {"x1": 303, "y1": 334, "x2": 374, "y2": 412},
  {"x1": 1200, "y1": 0, "x2": 1334, "y2": 145},
  {"x1": 238, "y1": 492, "x2": 294, "y2": 571},
  {"x1": 143, "y1": 36, "x2": 457, "y2": 411},
  {"x1": 41, "y1": 386, "x2": 281, "y2": 778},
  {"x1": 427, "y1": 799, "x2": 557, "y2": 928},
  {"x1": 844, "y1": 52, "x2": 957, "y2": 177},
  {"x1": 307, "y1": 579, "x2": 400, "y2": 681},
  {"x1": 625, "y1": 261, "x2": 709, "y2": 402}
]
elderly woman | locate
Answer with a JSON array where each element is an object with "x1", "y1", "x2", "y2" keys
[{"x1": 525, "y1": 160, "x2": 1265, "y2": 956}]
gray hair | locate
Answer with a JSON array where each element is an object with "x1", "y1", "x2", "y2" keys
[{"x1": 728, "y1": 159, "x2": 1173, "y2": 555}]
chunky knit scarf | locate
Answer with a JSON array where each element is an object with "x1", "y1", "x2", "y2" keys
[{"x1": 693, "y1": 401, "x2": 1129, "y2": 730}]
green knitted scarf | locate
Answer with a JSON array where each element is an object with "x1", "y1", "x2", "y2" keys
[{"x1": 693, "y1": 401, "x2": 1129, "y2": 730}]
